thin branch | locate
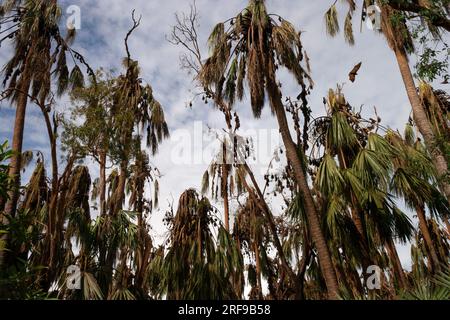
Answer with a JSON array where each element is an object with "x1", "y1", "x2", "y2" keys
[
  {"x1": 125, "y1": 9, "x2": 142, "y2": 64},
  {"x1": 168, "y1": 1, "x2": 203, "y2": 73}
]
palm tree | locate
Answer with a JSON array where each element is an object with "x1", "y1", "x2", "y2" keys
[
  {"x1": 103, "y1": 71, "x2": 168, "y2": 293},
  {"x1": 0, "y1": 0, "x2": 89, "y2": 268},
  {"x1": 233, "y1": 196, "x2": 269, "y2": 299},
  {"x1": 0, "y1": 150, "x2": 91, "y2": 295},
  {"x1": 149, "y1": 189, "x2": 243, "y2": 299},
  {"x1": 418, "y1": 84, "x2": 450, "y2": 226},
  {"x1": 0, "y1": 159, "x2": 50, "y2": 298},
  {"x1": 108, "y1": 57, "x2": 168, "y2": 216},
  {"x1": 0, "y1": 0, "x2": 88, "y2": 217},
  {"x1": 386, "y1": 125, "x2": 450, "y2": 273},
  {"x1": 324, "y1": 0, "x2": 450, "y2": 202},
  {"x1": 418, "y1": 82, "x2": 450, "y2": 151},
  {"x1": 199, "y1": 0, "x2": 339, "y2": 299},
  {"x1": 170, "y1": 3, "x2": 305, "y2": 298},
  {"x1": 310, "y1": 87, "x2": 415, "y2": 294},
  {"x1": 126, "y1": 150, "x2": 159, "y2": 298},
  {"x1": 96, "y1": 14, "x2": 169, "y2": 295},
  {"x1": 402, "y1": 264, "x2": 450, "y2": 300},
  {"x1": 55, "y1": 173, "x2": 139, "y2": 300},
  {"x1": 201, "y1": 138, "x2": 236, "y2": 232}
]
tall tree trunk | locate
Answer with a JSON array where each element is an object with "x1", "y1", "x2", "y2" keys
[
  {"x1": 232, "y1": 235, "x2": 244, "y2": 299},
  {"x1": 394, "y1": 47, "x2": 450, "y2": 201},
  {"x1": 3, "y1": 82, "x2": 31, "y2": 216},
  {"x1": 103, "y1": 160, "x2": 127, "y2": 295},
  {"x1": 339, "y1": 249, "x2": 364, "y2": 297},
  {"x1": 416, "y1": 205, "x2": 441, "y2": 272},
  {"x1": 38, "y1": 96, "x2": 60, "y2": 280},
  {"x1": 39, "y1": 102, "x2": 57, "y2": 178},
  {"x1": 0, "y1": 74, "x2": 32, "y2": 269},
  {"x1": 97, "y1": 150, "x2": 108, "y2": 294},
  {"x1": 241, "y1": 164, "x2": 303, "y2": 298},
  {"x1": 338, "y1": 150, "x2": 379, "y2": 290},
  {"x1": 266, "y1": 76, "x2": 339, "y2": 299},
  {"x1": 40, "y1": 156, "x2": 75, "y2": 291},
  {"x1": 296, "y1": 236, "x2": 312, "y2": 300},
  {"x1": 222, "y1": 142, "x2": 230, "y2": 231},
  {"x1": 110, "y1": 160, "x2": 127, "y2": 216},
  {"x1": 133, "y1": 156, "x2": 152, "y2": 298},
  {"x1": 99, "y1": 150, "x2": 107, "y2": 216},
  {"x1": 385, "y1": 238, "x2": 408, "y2": 290},
  {"x1": 253, "y1": 241, "x2": 263, "y2": 300},
  {"x1": 338, "y1": 152, "x2": 375, "y2": 278}
]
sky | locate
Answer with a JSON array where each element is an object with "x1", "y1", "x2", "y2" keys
[{"x1": 0, "y1": 0, "x2": 449, "y2": 270}]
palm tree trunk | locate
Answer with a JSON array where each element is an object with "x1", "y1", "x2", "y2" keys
[
  {"x1": 222, "y1": 142, "x2": 230, "y2": 231},
  {"x1": 241, "y1": 164, "x2": 303, "y2": 297},
  {"x1": 103, "y1": 160, "x2": 127, "y2": 294},
  {"x1": 40, "y1": 157, "x2": 75, "y2": 291},
  {"x1": 267, "y1": 77, "x2": 339, "y2": 299},
  {"x1": 99, "y1": 150, "x2": 107, "y2": 216},
  {"x1": 339, "y1": 250, "x2": 364, "y2": 296},
  {"x1": 38, "y1": 96, "x2": 60, "y2": 279},
  {"x1": 296, "y1": 237, "x2": 311, "y2": 300},
  {"x1": 43, "y1": 109, "x2": 58, "y2": 200},
  {"x1": 416, "y1": 205, "x2": 441, "y2": 272},
  {"x1": 3, "y1": 82, "x2": 31, "y2": 216},
  {"x1": 394, "y1": 47, "x2": 450, "y2": 202},
  {"x1": 385, "y1": 238, "x2": 408, "y2": 290},
  {"x1": 134, "y1": 160, "x2": 151, "y2": 298},
  {"x1": 338, "y1": 152, "x2": 375, "y2": 284},
  {"x1": 350, "y1": 207, "x2": 366, "y2": 243},
  {"x1": 0, "y1": 75, "x2": 32, "y2": 268}
]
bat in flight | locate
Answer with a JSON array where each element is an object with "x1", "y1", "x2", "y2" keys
[{"x1": 349, "y1": 62, "x2": 362, "y2": 83}]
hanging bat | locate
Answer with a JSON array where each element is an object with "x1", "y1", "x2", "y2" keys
[{"x1": 349, "y1": 62, "x2": 362, "y2": 83}]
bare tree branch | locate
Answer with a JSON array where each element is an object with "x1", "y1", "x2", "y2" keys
[
  {"x1": 168, "y1": 1, "x2": 203, "y2": 74},
  {"x1": 125, "y1": 9, "x2": 142, "y2": 64}
]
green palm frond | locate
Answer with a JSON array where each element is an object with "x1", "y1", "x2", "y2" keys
[
  {"x1": 434, "y1": 266, "x2": 450, "y2": 291},
  {"x1": 328, "y1": 112, "x2": 358, "y2": 150},
  {"x1": 403, "y1": 273, "x2": 450, "y2": 300},
  {"x1": 391, "y1": 206, "x2": 414, "y2": 244},
  {"x1": 316, "y1": 154, "x2": 345, "y2": 195},
  {"x1": 353, "y1": 149, "x2": 391, "y2": 188}
]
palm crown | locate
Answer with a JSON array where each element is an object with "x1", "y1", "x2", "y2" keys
[{"x1": 200, "y1": 0, "x2": 312, "y2": 118}]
